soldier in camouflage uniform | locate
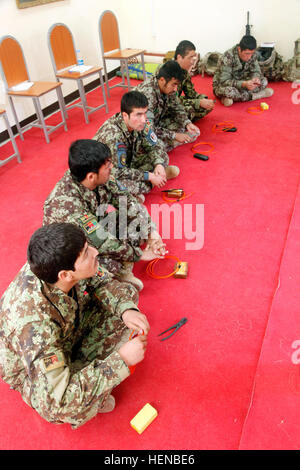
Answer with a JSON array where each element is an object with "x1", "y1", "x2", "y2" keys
[
  {"x1": 94, "y1": 91, "x2": 179, "y2": 197},
  {"x1": 213, "y1": 35, "x2": 274, "y2": 106},
  {"x1": 175, "y1": 40, "x2": 215, "y2": 121},
  {"x1": 135, "y1": 60, "x2": 200, "y2": 152},
  {"x1": 0, "y1": 223, "x2": 149, "y2": 428},
  {"x1": 43, "y1": 140, "x2": 166, "y2": 291}
]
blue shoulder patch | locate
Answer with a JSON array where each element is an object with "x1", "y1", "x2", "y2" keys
[
  {"x1": 116, "y1": 142, "x2": 127, "y2": 168},
  {"x1": 144, "y1": 120, "x2": 158, "y2": 146}
]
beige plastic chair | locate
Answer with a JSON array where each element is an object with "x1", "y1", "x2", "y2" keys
[
  {"x1": 48, "y1": 23, "x2": 108, "y2": 124},
  {"x1": 99, "y1": 10, "x2": 146, "y2": 97},
  {"x1": 0, "y1": 108, "x2": 21, "y2": 167},
  {"x1": 0, "y1": 35, "x2": 67, "y2": 144}
]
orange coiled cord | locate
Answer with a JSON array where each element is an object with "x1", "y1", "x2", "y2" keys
[
  {"x1": 191, "y1": 141, "x2": 215, "y2": 154},
  {"x1": 247, "y1": 106, "x2": 265, "y2": 115},
  {"x1": 146, "y1": 254, "x2": 181, "y2": 279}
]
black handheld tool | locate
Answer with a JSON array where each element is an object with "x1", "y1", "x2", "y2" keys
[
  {"x1": 194, "y1": 153, "x2": 209, "y2": 161},
  {"x1": 223, "y1": 127, "x2": 237, "y2": 132},
  {"x1": 158, "y1": 317, "x2": 188, "y2": 341}
]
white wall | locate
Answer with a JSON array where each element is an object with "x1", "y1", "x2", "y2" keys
[{"x1": 0, "y1": 0, "x2": 299, "y2": 133}]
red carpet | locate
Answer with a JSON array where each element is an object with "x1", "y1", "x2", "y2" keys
[
  {"x1": 239, "y1": 181, "x2": 300, "y2": 450},
  {"x1": 0, "y1": 75, "x2": 300, "y2": 449}
]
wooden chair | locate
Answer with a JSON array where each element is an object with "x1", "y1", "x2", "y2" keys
[
  {"x1": 0, "y1": 108, "x2": 21, "y2": 167},
  {"x1": 48, "y1": 23, "x2": 108, "y2": 124},
  {"x1": 99, "y1": 10, "x2": 146, "y2": 97},
  {"x1": 0, "y1": 35, "x2": 67, "y2": 144}
]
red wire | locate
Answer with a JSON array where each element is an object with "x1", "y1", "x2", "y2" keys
[
  {"x1": 146, "y1": 255, "x2": 181, "y2": 279},
  {"x1": 191, "y1": 141, "x2": 215, "y2": 153},
  {"x1": 247, "y1": 106, "x2": 265, "y2": 115}
]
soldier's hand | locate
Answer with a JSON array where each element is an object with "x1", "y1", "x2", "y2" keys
[
  {"x1": 146, "y1": 237, "x2": 168, "y2": 257},
  {"x1": 122, "y1": 309, "x2": 150, "y2": 334},
  {"x1": 243, "y1": 79, "x2": 259, "y2": 91},
  {"x1": 186, "y1": 123, "x2": 200, "y2": 136},
  {"x1": 175, "y1": 132, "x2": 192, "y2": 144},
  {"x1": 140, "y1": 245, "x2": 165, "y2": 261},
  {"x1": 199, "y1": 98, "x2": 215, "y2": 110},
  {"x1": 149, "y1": 172, "x2": 166, "y2": 188},
  {"x1": 118, "y1": 335, "x2": 148, "y2": 367},
  {"x1": 252, "y1": 77, "x2": 261, "y2": 86},
  {"x1": 154, "y1": 164, "x2": 166, "y2": 180}
]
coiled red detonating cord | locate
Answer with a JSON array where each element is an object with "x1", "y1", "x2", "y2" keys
[
  {"x1": 191, "y1": 141, "x2": 215, "y2": 153},
  {"x1": 146, "y1": 255, "x2": 181, "y2": 279}
]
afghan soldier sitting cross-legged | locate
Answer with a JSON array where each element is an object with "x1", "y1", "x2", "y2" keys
[
  {"x1": 43, "y1": 139, "x2": 166, "y2": 292},
  {"x1": 213, "y1": 35, "x2": 274, "y2": 106},
  {"x1": 0, "y1": 223, "x2": 149, "y2": 429},
  {"x1": 135, "y1": 60, "x2": 200, "y2": 152},
  {"x1": 175, "y1": 40, "x2": 215, "y2": 121},
  {"x1": 93, "y1": 91, "x2": 180, "y2": 200}
]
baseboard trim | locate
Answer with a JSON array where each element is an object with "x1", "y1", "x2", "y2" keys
[{"x1": 0, "y1": 67, "x2": 120, "y2": 144}]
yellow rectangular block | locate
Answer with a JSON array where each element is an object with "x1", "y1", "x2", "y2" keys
[
  {"x1": 130, "y1": 403, "x2": 158, "y2": 434},
  {"x1": 260, "y1": 102, "x2": 269, "y2": 110}
]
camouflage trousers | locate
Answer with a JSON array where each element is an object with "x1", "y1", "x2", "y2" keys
[
  {"x1": 96, "y1": 208, "x2": 152, "y2": 275},
  {"x1": 213, "y1": 77, "x2": 268, "y2": 102},
  {"x1": 119, "y1": 178, "x2": 152, "y2": 197},
  {"x1": 158, "y1": 121, "x2": 199, "y2": 152},
  {"x1": 27, "y1": 305, "x2": 132, "y2": 429},
  {"x1": 179, "y1": 96, "x2": 212, "y2": 122}
]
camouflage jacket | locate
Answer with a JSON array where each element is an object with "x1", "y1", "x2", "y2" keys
[
  {"x1": 213, "y1": 45, "x2": 264, "y2": 90},
  {"x1": 43, "y1": 170, "x2": 154, "y2": 262},
  {"x1": 0, "y1": 263, "x2": 138, "y2": 421},
  {"x1": 93, "y1": 113, "x2": 169, "y2": 181},
  {"x1": 177, "y1": 68, "x2": 207, "y2": 101},
  {"x1": 135, "y1": 75, "x2": 191, "y2": 144}
]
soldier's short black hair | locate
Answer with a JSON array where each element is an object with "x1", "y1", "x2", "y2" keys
[
  {"x1": 121, "y1": 91, "x2": 148, "y2": 115},
  {"x1": 239, "y1": 35, "x2": 257, "y2": 51},
  {"x1": 174, "y1": 40, "x2": 196, "y2": 60},
  {"x1": 28, "y1": 223, "x2": 86, "y2": 284},
  {"x1": 69, "y1": 139, "x2": 111, "y2": 182},
  {"x1": 157, "y1": 60, "x2": 184, "y2": 83}
]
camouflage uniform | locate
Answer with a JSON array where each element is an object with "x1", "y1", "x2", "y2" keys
[
  {"x1": 0, "y1": 263, "x2": 139, "y2": 428},
  {"x1": 283, "y1": 39, "x2": 300, "y2": 81},
  {"x1": 213, "y1": 45, "x2": 268, "y2": 102},
  {"x1": 43, "y1": 171, "x2": 154, "y2": 275},
  {"x1": 93, "y1": 113, "x2": 169, "y2": 196},
  {"x1": 177, "y1": 68, "x2": 212, "y2": 121},
  {"x1": 135, "y1": 75, "x2": 192, "y2": 151}
]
